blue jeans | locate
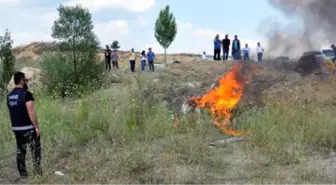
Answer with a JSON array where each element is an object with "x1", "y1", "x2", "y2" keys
[
  {"x1": 244, "y1": 53, "x2": 249, "y2": 61},
  {"x1": 141, "y1": 60, "x2": 146, "y2": 71},
  {"x1": 258, "y1": 53, "x2": 263, "y2": 61},
  {"x1": 233, "y1": 50, "x2": 241, "y2": 60}
]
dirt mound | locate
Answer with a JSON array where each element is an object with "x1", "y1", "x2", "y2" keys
[
  {"x1": 7, "y1": 67, "x2": 43, "y2": 91},
  {"x1": 13, "y1": 42, "x2": 201, "y2": 63}
]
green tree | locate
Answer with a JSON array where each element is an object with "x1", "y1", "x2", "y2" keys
[
  {"x1": 0, "y1": 29, "x2": 15, "y2": 95},
  {"x1": 154, "y1": 5, "x2": 177, "y2": 65},
  {"x1": 111, "y1": 40, "x2": 120, "y2": 51},
  {"x1": 45, "y1": 4, "x2": 102, "y2": 97}
]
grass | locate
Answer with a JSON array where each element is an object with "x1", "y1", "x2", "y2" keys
[{"x1": 1, "y1": 60, "x2": 336, "y2": 183}]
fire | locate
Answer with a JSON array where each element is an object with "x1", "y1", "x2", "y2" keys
[{"x1": 188, "y1": 62, "x2": 252, "y2": 136}]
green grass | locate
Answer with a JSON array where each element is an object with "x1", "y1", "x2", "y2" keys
[{"x1": 1, "y1": 61, "x2": 336, "y2": 183}]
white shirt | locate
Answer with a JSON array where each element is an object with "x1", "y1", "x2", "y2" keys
[
  {"x1": 141, "y1": 56, "x2": 146, "y2": 61},
  {"x1": 257, "y1": 46, "x2": 264, "y2": 53},
  {"x1": 243, "y1": 47, "x2": 250, "y2": 54},
  {"x1": 201, "y1": 53, "x2": 207, "y2": 60}
]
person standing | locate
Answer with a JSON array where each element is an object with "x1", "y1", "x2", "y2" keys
[
  {"x1": 104, "y1": 45, "x2": 112, "y2": 71},
  {"x1": 140, "y1": 50, "x2": 147, "y2": 72},
  {"x1": 222, "y1": 34, "x2": 231, "y2": 60},
  {"x1": 243, "y1": 44, "x2": 250, "y2": 61},
  {"x1": 331, "y1": 44, "x2": 336, "y2": 63},
  {"x1": 7, "y1": 72, "x2": 42, "y2": 178},
  {"x1": 257, "y1": 42, "x2": 264, "y2": 62},
  {"x1": 147, "y1": 47, "x2": 155, "y2": 72},
  {"x1": 129, "y1": 48, "x2": 136, "y2": 72},
  {"x1": 213, "y1": 34, "x2": 221, "y2": 60},
  {"x1": 201, "y1": 51, "x2": 207, "y2": 60},
  {"x1": 232, "y1": 35, "x2": 241, "y2": 60},
  {"x1": 111, "y1": 50, "x2": 119, "y2": 69}
]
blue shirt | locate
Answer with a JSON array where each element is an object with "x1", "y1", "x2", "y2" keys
[
  {"x1": 214, "y1": 39, "x2": 221, "y2": 49},
  {"x1": 147, "y1": 51, "x2": 155, "y2": 61},
  {"x1": 111, "y1": 53, "x2": 119, "y2": 61},
  {"x1": 243, "y1": 47, "x2": 250, "y2": 54}
]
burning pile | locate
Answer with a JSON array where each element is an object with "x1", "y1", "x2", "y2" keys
[{"x1": 187, "y1": 62, "x2": 253, "y2": 136}]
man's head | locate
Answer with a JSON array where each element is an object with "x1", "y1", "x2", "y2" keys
[
  {"x1": 245, "y1": 43, "x2": 248, "y2": 47},
  {"x1": 215, "y1": 34, "x2": 219, "y2": 39},
  {"x1": 234, "y1": 35, "x2": 238, "y2": 39},
  {"x1": 131, "y1": 48, "x2": 134, "y2": 52},
  {"x1": 257, "y1": 42, "x2": 260, "y2": 46},
  {"x1": 14, "y1": 71, "x2": 28, "y2": 90},
  {"x1": 331, "y1": 44, "x2": 335, "y2": 49},
  {"x1": 148, "y1": 47, "x2": 152, "y2": 52},
  {"x1": 106, "y1": 45, "x2": 109, "y2": 49},
  {"x1": 225, "y1": 34, "x2": 228, "y2": 39}
]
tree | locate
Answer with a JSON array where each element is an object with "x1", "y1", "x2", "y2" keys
[
  {"x1": 0, "y1": 29, "x2": 15, "y2": 95},
  {"x1": 111, "y1": 40, "x2": 120, "y2": 51},
  {"x1": 46, "y1": 5, "x2": 102, "y2": 97},
  {"x1": 154, "y1": 5, "x2": 177, "y2": 65}
]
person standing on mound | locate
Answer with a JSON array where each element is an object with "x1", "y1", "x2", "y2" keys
[
  {"x1": 147, "y1": 47, "x2": 155, "y2": 72},
  {"x1": 232, "y1": 35, "x2": 241, "y2": 60},
  {"x1": 129, "y1": 48, "x2": 136, "y2": 72},
  {"x1": 104, "y1": 45, "x2": 112, "y2": 71},
  {"x1": 111, "y1": 50, "x2": 119, "y2": 69},
  {"x1": 213, "y1": 34, "x2": 221, "y2": 60},
  {"x1": 140, "y1": 50, "x2": 147, "y2": 72}
]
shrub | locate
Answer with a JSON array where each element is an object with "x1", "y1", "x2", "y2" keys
[{"x1": 40, "y1": 52, "x2": 103, "y2": 98}]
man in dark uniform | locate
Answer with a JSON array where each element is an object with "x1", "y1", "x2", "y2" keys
[
  {"x1": 7, "y1": 72, "x2": 42, "y2": 178},
  {"x1": 105, "y1": 45, "x2": 112, "y2": 71}
]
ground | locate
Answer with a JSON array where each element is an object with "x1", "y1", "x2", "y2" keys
[{"x1": 1, "y1": 59, "x2": 336, "y2": 184}]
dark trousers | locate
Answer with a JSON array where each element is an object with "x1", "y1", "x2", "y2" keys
[
  {"x1": 112, "y1": 60, "x2": 119, "y2": 69},
  {"x1": 257, "y1": 53, "x2": 263, "y2": 61},
  {"x1": 148, "y1": 60, "x2": 154, "y2": 72},
  {"x1": 232, "y1": 50, "x2": 241, "y2": 60},
  {"x1": 129, "y1": 60, "x2": 135, "y2": 72},
  {"x1": 105, "y1": 58, "x2": 111, "y2": 70},
  {"x1": 14, "y1": 129, "x2": 42, "y2": 177},
  {"x1": 244, "y1": 53, "x2": 250, "y2": 61},
  {"x1": 223, "y1": 48, "x2": 229, "y2": 60},
  {"x1": 214, "y1": 49, "x2": 221, "y2": 60}
]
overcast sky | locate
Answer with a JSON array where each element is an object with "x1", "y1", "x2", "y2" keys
[{"x1": 0, "y1": 0, "x2": 287, "y2": 54}]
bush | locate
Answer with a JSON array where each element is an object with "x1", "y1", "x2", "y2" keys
[{"x1": 40, "y1": 52, "x2": 103, "y2": 98}]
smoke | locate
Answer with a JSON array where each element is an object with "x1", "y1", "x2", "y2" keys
[{"x1": 264, "y1": 0, "x2": 336, "y2": 58}]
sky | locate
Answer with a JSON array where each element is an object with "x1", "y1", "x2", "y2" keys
[{"x1": 0, "y1": 0, "x2": 287, "y2": 54}]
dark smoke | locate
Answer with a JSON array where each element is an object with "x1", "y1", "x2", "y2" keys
[{"x1": 265, "y1": 0, "x2": 336, "y2": 58}]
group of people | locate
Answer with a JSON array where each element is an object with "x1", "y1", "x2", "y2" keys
[
  {"x1": 212, "y1": 34, "x2": 265, "y2": 62},
  {"x1": 129, "y1": 48, "x2": 156, "y2": 72},
  {"x1": 104, "y1": 45, "x2": 120, "y2": 70},
  {"x1": 104, "y1": 45, "x2": 156, "y2": 72}
]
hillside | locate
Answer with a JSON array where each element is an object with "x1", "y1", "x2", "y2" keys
[
  {"x1": 1, "y1": 59, "x2": 336, "y2": 183},
  {"x1": 12, "y1": 42, "x2": 201, "y2": 63}
]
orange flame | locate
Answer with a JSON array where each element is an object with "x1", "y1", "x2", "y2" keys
[{"x1": 188, "y1": 62, "x2": 251, "y2": 136}]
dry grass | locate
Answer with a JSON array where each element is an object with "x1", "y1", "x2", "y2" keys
[{"x1": 1, "y1": 60, "x2": 336, "y2": 183}]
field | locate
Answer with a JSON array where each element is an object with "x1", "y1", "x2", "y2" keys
[{"x1": 1, "y1": 58, "x2": 336, "y2": 184}]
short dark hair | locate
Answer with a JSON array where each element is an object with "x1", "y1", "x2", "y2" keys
[{"x1": 14, "y1": 71, "x2": 25, "y2": 85}]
